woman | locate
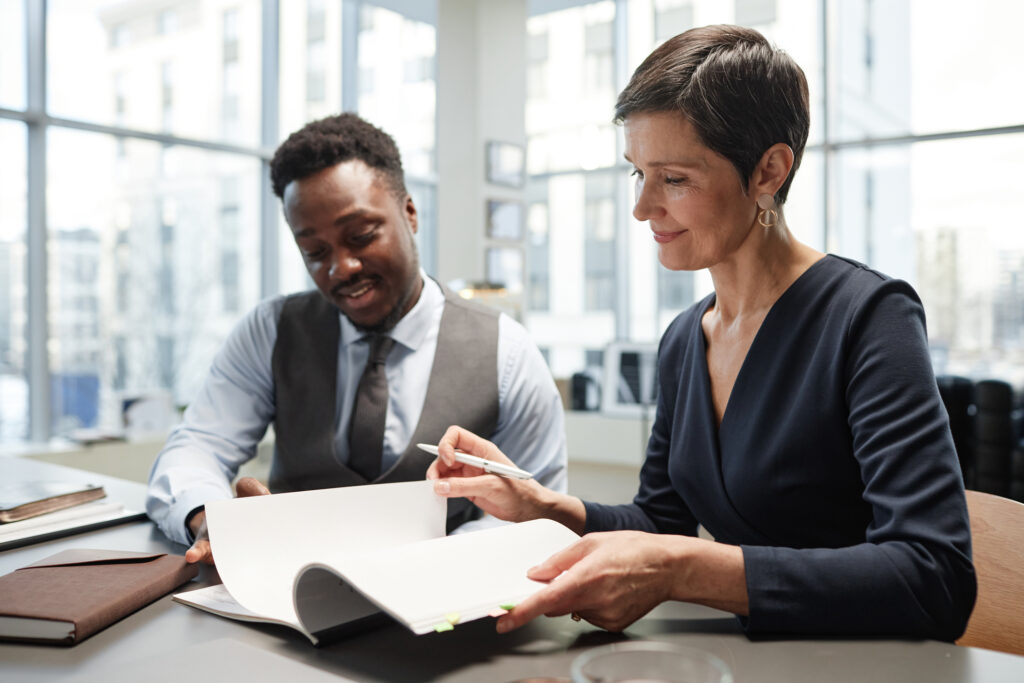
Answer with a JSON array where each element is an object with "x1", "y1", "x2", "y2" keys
[{"x1": 428, "y1": 25, "x2": 975, "y2": 640}]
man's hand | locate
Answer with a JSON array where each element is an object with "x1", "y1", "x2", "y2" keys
[{"x1": 184, "y1": 477, "x2": 270, "y2": 565}]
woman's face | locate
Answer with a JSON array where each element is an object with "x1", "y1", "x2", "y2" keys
[{"x1": 624, "y1": 111, "x2": 757, "y2": 271}]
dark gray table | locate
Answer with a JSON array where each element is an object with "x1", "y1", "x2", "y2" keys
[{"x1": 2, "y1": 457, "x2": 1023, "y2": 682}]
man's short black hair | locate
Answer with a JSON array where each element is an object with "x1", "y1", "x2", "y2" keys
[{"x1": 269, "y1": 113, "x2": 407, "y2": 199}]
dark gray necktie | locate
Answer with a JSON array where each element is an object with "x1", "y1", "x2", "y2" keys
[{"x1": 348, "y1": 334, "x2": 395, "y2": 481}]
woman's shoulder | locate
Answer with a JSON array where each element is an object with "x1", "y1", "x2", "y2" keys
[{"x1": 811, "y1": 254, "x2": 922, "y2": 307}]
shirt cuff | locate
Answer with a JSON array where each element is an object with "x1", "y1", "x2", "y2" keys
[{"x1": 166, "y1": 485, "x2": 231, "y2": 547}]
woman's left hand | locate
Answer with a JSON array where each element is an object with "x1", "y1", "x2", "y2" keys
[{"x1": 496, "y1": 530, "x2": 682, "y2": 633}]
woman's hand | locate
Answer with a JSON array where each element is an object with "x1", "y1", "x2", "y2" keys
[
  {"x1": 495, "y1": 531, "x2": 749, "y2": 633},
  {"x1": 495, "y1": 531, "x2": 678, "y2": 633},
  {"x1": 426, "y1": 426, "x2": 586, "y2": 532}
]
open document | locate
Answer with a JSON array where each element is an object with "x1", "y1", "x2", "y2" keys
[{"x1": 172, "y1": 481, "x2": 579, "y2": 644}]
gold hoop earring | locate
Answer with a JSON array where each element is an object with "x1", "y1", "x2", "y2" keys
[{"x1": 757, "y1": 207, "x2": 778, "y2": 228}]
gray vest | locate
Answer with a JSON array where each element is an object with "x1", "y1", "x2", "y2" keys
[{"x1": 269, "y1": 285, "x2": 500, "y2": 531}]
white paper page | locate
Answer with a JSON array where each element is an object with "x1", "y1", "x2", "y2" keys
[
  {"x1": 174, "y1": 584, "x2": 263, "y2": 620},
  {"x1": 205, "y1": 480, "x2": 446, "y2": 627},
  {"x1": 308, "y1": 518, "x2": 580, "y2": 634},
  {"x1": 0, "y1": 501, "x2": 132, "y2": 548}
]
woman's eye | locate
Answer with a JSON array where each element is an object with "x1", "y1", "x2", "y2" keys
[
  {"x1": 630, "y1": 168, "x2": 643, "y2": 180},
  {"x1": 664, "y1": 176, "x2": 686, "y2": 185}
]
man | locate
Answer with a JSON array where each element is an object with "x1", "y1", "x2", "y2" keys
[{"x1": 146, "y1": 114, "x2": 567, "y2": 563}]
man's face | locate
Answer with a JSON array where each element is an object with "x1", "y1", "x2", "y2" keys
[{"x1": 283, "y1": 160, "x2": 422, "y2": 331}]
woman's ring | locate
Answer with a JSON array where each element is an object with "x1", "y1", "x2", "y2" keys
[{"x1": 570, "y1": 612, "x2": 582, "y2": 622}]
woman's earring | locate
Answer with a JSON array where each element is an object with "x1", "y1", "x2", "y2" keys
[{"x1": 756, "y1": 194, "x2": 778, "y2": 228}]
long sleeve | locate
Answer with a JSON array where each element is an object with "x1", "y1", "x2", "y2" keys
[
  {"x1": 741, "y1": 280, "x2": 975, "y2": 640},
  {"x1": 146, "y1": 298, "x2": 282, "y2": 545},
  {"x1": 583, "y1": 314, "x2": 700, "y2": 536},
  {"x1": 575, "y1": 257, "x2": 975, "y2": 641}
]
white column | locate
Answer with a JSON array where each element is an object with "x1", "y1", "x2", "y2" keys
[{"x1": 436, "y1": 0, "x2": 527, "y2": 285}]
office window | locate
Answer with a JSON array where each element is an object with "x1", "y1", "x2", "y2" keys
[
  {"x1": 832, "y1": 0, "x2": 1024, "y2": 140},
  {"x1": 584, "y1": 174, "x2": 616, "y2": 311},
  {"x1": 0, "y1": 121, "x2": 26, "y2": 443},
  {"x1": 358, "y1": 5, "x2": 437, "y2": 177},
  {"x1": 0, "y1": 0, "x2": 25, "y2": 110},
  {"x1": 654, "y1": 1, "x2": 694, "y2": 44},
  {"x1": 47, "y1": 128, "x2": 261, "y2": 433},
  {"x1": 48, "y1": 0, "x2": 262, "y2": 146},
  {"x1": 279, "y1": 0, "x2": 343, "y2": 133},
  {"x1": 157, "y1": 8, "x2": 178, "y2": 36},
  {"x1": 526, "y1": 197, "x2": 550, "y2": 312},
  {"x1": 3, "y1": 1, "x2": 439, "y2": 443},
  {"x1": 832, "y1": 134, "x2": 1024, "y2": 384}
]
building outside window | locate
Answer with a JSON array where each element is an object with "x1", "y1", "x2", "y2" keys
[{"x1": 3, "y1": 0, "x2": 439, "y2": 444}]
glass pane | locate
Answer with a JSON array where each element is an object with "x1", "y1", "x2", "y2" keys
[
  {"x1": 523, "y1": 172, "x2": 615, "y2": 378},
  {"x1": 527, "y1": 1, "x2": 617, "y2": 174},
  {"x1": 633, "y1": 0, "x2": 824, "y2": 145},
  {"x1": 47, "y1": 0, "x2": 263, "y2": 145},
  {"x1": 0, "y1": 120, "x2": 27, "y2": 443},
  {"x1": 47, "y1": 128, "x2": 261, "y2": 435},
  {"x1": 357, "y1": 4, "x2": 437, "y2": 176},
  {"x1": 831, "y1": 0, "x2": 1024, "y2": 140},
  {"x1": 832, "y1": 133, "x2": 1024, "y2": 383},
  {"x1": 0, "y1": 0, "x2": 25, "y2": 110},
  {"x1": 279, "y1": 0, "x2": 344, "y2": 142}
]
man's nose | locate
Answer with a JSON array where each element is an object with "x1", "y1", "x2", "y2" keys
[{"x1": 328, "y1": 252, "x2": 361, "y2": 281}]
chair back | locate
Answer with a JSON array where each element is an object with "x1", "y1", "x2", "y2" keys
[{"x1": 956, "y1": 490, "x2": 1024, "y2": 655}]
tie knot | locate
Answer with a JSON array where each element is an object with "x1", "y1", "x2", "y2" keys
[{"x1": 367, "y1": 335, "x2": 395, "y2": 365}]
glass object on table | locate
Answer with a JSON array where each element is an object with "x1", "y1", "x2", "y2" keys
[{"x1": 571, "y1": 640, "x2": 732, "y2": 683}]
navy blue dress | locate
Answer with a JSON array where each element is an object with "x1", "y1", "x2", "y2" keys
[{"x1": 584, "y1": 255, "x2": 976, "y2": 640}]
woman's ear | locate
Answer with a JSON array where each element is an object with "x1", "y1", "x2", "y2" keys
[{"x1": 749, "y1": 143, "x2": 795, "y2": 201}]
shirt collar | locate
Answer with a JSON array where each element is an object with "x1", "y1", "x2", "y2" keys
[{"x1": 338, "y1": 270, "x2": 443, "y2": 352}]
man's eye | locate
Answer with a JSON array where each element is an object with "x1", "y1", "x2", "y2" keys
[
  {"x1": 350, "y1": 227, "x2": 379, "y2": 245},
  {"x1": 303, "y1": 247, "x2": 326, "y2": 260},
  {"x1": 630, "y1": 168, "x2": 644, "y2": 180},
  {"x1": 665, "y1": 176, "x2": 686, "y2": 185}
]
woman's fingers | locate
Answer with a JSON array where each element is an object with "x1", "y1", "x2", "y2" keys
[
  {"x1": 526, "y1": 538, "x2": 591, "y2": 581},
  {"x1": 437, "y1": 425, "x2": 513, "y2": 466}
]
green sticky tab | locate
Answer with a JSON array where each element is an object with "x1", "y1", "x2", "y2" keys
[
  {"x1": 434, "y1": 621, "x2": 455, "y2": 633},
  {"x1": 445, "y1": 612, "x2": 461, "y2": 625},
  {"x1": 499, "y1": 603, "x2": 516, "y2": 611}
]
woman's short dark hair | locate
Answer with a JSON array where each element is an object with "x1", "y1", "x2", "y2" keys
[
  {"x1": 270, "y1": 113, "x2": 407, "y2": 199},
  {"x1": 615, "y1": 25, "x2": 809, "y2": 204}
]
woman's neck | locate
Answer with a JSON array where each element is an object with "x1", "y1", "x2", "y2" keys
[{"x1": 706, "y1": 221, "x2": 823, "y2": 325}]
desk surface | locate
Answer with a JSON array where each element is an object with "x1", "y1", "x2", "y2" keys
[{"x1": 2, "y1": 458, "x2": 1023, "y2": 683}]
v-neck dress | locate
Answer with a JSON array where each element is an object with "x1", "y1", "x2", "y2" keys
[{"x1": 583, "y1": 255, "x2": 975, "y2": 640}]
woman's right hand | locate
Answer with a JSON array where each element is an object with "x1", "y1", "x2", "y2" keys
[{"x1": 426, "y1": 426, "x2": 586, "y2": 532}]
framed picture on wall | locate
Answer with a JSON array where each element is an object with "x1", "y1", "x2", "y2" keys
[
  {"x1": 486, "y1": 247, "x2": 524, "y2": 293},
  {"x1": 485, "y1": 141, "x2": 525, "y2": 188},
  {"x1": 486, "y1": 199, "x2": 523, "y2": 241}
]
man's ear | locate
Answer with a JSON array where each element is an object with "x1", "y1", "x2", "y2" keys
[
  {"x1": 404, "y1": 195, "x2": 418, "y2": 234},
  {"x1": 748, "y1": 143, "x2": 795, "y2": 201}
]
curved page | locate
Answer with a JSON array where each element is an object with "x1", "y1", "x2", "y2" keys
[
  {"x1": 294, "y1": 518, "x2": 580, "y2": 634},
  {"x1": 205, "y1": 481, "x2": 446, "y2": 629}
]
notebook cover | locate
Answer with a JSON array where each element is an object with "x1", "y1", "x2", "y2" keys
[
  {"x1": 0, "y1": 549, "x2": 198, "y2": 645},
  {"x1": 0, "y1": 482, "x2": 106, "y2": 523}
]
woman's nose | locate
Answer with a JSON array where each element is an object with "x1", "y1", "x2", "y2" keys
[{"x1": 632, "y1": 180, "x2": 662, "y2": 222}]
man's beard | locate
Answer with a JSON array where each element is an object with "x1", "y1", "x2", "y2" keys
[{"x1": 351, "y1": 275, "x2": 421, "y2": 335}]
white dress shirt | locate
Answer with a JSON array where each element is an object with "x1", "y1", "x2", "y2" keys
[{"x1": 146, "y1": 274, "x2": 568, "y2": 545}]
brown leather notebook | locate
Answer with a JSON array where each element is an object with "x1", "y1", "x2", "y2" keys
[
  {"x1": 0, "y1": 482, "x2": 106, "y2": 523},
  {"x1": 0, "y1": 549, "x2": 198, "y2": 645}
]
